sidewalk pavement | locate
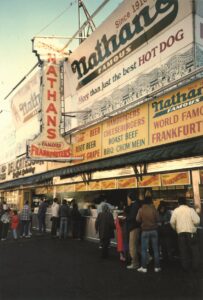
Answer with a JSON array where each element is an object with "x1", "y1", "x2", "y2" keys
[{"x1": 0, "y1": 232, "x2": 202, "y2": 300}]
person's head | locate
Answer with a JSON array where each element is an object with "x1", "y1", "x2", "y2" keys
[
  {"x1": 25, "y1": 200, "x2": 29, "y2": 206},
  {"x1": 127, "y1": 192, "x2": 136, "y2": 206},
  {"x1": 71, "y1": 199, "x2": 76, "y2": 205},
  {"x1": 102, "y1": 203, "x2": 110, "y2": 213},
  {"x1": 178, "y1": 197, "x2": 187, "y2": 206},
  {"x1": 62, "y1": 199, "x2": 67, "y2": 205},
  {"x1": 53, "y1": 198, "x2": 58, "y2": 203},
  {"x1": 13, "y1": 210, "x2": 18, "y2": 215},
  {"x1": 158, "y1": 201, "x2": 167, "y2": 213},
  {"x1": 144, "y1": 196, "x2": 152, "y2": 205},
  {"x1": 73, "y1": 202, "x2": 78, "y2": 210}
]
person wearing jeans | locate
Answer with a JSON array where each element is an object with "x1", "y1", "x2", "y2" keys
[
  {"x1": 20, "y1": 201, "x2": 31, "y2": 238},
  {"x1": 125, "y1": 192, "x2": 141, "y2": 269},
  {"x1": 51, "y1": 198, "x2": 59, "y2": 238},
  {"x1": 136, "y1": 196, "x2": 161, "y2": 273},
  {"x1": 140, "y1": 230, "x2": 160, "y2": 269},
  {"x1": 170, "y1": 197, "x2": 200, "y2": 271},
  {"x1": 59, "y1": 199, "x2": 70, "y2": 239}
]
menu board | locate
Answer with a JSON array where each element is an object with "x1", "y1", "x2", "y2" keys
[
  {"x1": 102, "y1": 106, "x2": 148, "y2": 158},
  {"x1": 72, "y1": 125, "x2": 102, "y2": 163},
  {"x1": 71, "y1": 79, "x2": 203, "y2": 166}
]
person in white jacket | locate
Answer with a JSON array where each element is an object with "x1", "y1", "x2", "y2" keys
[
  {"x1": 170, "y1": 197, "x2": 200, "y2": 271},
  {"x1": 51, "y1": 198, "x2": 59, "y2": 238}
]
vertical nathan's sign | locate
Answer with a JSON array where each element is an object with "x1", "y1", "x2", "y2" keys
[{"x1": 28, "y1": 53, "x2": 72, "y2": 160}]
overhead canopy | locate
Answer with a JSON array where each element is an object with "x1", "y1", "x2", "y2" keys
[{"x1": 0, "y1": 137, "x2": 203, "y2": 190}]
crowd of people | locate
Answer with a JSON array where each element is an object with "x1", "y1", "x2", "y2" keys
[
  {"x1": 0, "y1": 193, "x2": 201, "y2": 273},
  {"x1": 95, "y1": 193, "x2": 201, "y2": 274},
  {"x1": 0, "y1": 198, "x2": 86, "y2": 242}
]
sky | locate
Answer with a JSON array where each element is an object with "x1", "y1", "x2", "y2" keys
[{"x1": 0, "y1": 0, "x2": 122, "y2": 111}]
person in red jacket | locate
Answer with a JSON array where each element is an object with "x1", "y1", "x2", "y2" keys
[
  {"x1": 11, "y1": 210, "x2": 19, "y2": 240},
  {"x1": 115, "y1": 214, "x2": 126, "y2": 261}
]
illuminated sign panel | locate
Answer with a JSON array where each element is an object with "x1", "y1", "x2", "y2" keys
[
  {"x1": 72, "y1": 125, "x2": 102, "y2": 163},
  {"x1": 138, "y1": 175, "x2": 161, "y2": 187},
  {"x1": 64, "y1": 0, "x2": 194, "y2": 130},
  {"x1": 149, "y1": 79, "x2": 203, "y2": 146},
  {"x1": 161, "y1": 172, "x2": 190, "y2": 186},
  {"x1": 28, "y1": 54, "x2": 72, "y2": 160},
  {"x1": 117, "y1": 177, "x2": 137, "y2": 189},
  {"x1": 102, "y1": 105, "x2": 148, "y2": 157},
  {"x1": 72, "y1": 78, "x2": 203, "y2": 163}
]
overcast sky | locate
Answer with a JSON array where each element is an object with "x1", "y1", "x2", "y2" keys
[{"x1": 0, "y1": 0, "x2": 121, "y2": 111}]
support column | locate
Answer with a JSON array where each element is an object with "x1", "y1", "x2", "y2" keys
[{"x1": 191, "y1": 170, "x2": 201, "y2": 213}]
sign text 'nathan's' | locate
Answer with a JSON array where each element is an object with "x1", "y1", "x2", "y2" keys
[{"x1": 28, "y1": 54, "x2": 72, "y2": 160}]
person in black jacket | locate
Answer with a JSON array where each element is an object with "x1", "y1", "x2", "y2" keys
[
  {"x1": 95, "y1": 204, "x2": 115, "y2": 259},
  {"x1": 59, "y1": 199, "x2": 70, "y2": 239},
  {"x1": 70, "y1": 202, "x2": 82, "y2": 239},
  {"x1": 125, "y1": 192, "x2": 141, "y2": 269}
]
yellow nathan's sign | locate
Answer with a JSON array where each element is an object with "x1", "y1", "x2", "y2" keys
[
  {"x1": 149, "y1": 79, "x2": 203, "y2": 145},
  {"x1": 71, "y1": 79, "x2": 203, "y2": 165}
]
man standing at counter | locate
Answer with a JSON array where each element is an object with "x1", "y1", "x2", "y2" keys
[
  {"x1": 170, "y1": 197, "x2": 200, "y2": 272},
  {"x1": 95, "y1": 204, "x2": 115, "y2": 259},
  {"x1": 37, "y1": 198, "x2": 48, "y2": 235},
  {"x1": 126, "y1": 192, "x2": 141, "y2": 269}
]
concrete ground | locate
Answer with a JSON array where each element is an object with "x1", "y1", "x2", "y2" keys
[{"x1": 0, "y1": 233, "x2": 202, "y2": 300}]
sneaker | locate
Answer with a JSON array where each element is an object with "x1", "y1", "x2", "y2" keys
[
  {"x1": 127, "y1": 264, "x2": 139, "y2": 269},
  {"x1": 120, "y1": 256, "x2": 126, "y2": 262},
  {"x1": 154, "y1": 267, "x2": 161, "y2": 272},
  {"x1": 137, "y1": 267, "x2": 147, "y2": 273}
]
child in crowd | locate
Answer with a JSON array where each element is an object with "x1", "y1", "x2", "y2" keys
[
  {"x1": 1, "y1": 209, "x2": 10, "y2": 241},
  {"x1": 11, "y1": 210, "x2": 19, "y2": 240}
]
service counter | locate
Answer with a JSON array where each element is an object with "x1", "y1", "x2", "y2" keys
[{"x1": 31, "y1": 208, "x2": 119, "y2": 244}]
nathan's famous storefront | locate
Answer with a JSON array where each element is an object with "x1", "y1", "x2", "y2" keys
[
  {"x1": 0, "y1": 85, "x2": 202, "y2": 242},
  {"x1": 0, "y1": 78, "x2": 203, "y2": 213},
  {"x1": 51, "y1": 77, "x2": 203, "y2": 211}
]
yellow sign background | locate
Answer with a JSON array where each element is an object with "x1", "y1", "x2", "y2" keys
[
  {"x1": 100, "y1": 179, "x2": 116, "y2": 190},
  {"x1": 87, "y1": 181, "x2": 101, "y2": 191},
  {"x1": 161, "y1": 172, "x2": 190, "y2": 186},
  {"x1": 149, "y1": 79, "x2": 203, "y2": 146},
  {"x1": 138, "y1": 175, "x2": 161, "y2": 187},
  {"x1": 71, "y1": 79, "x2": 203, "y2": 166},
  {"x1": 72, "y1": 125, "x2": 101, "y2": 163},
  {"x1": 117, "y1": 177, "x2": 137, "y2": 189},
  {"x1": 102, "y1": 105, "x2": 148, "y2": 158}
]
